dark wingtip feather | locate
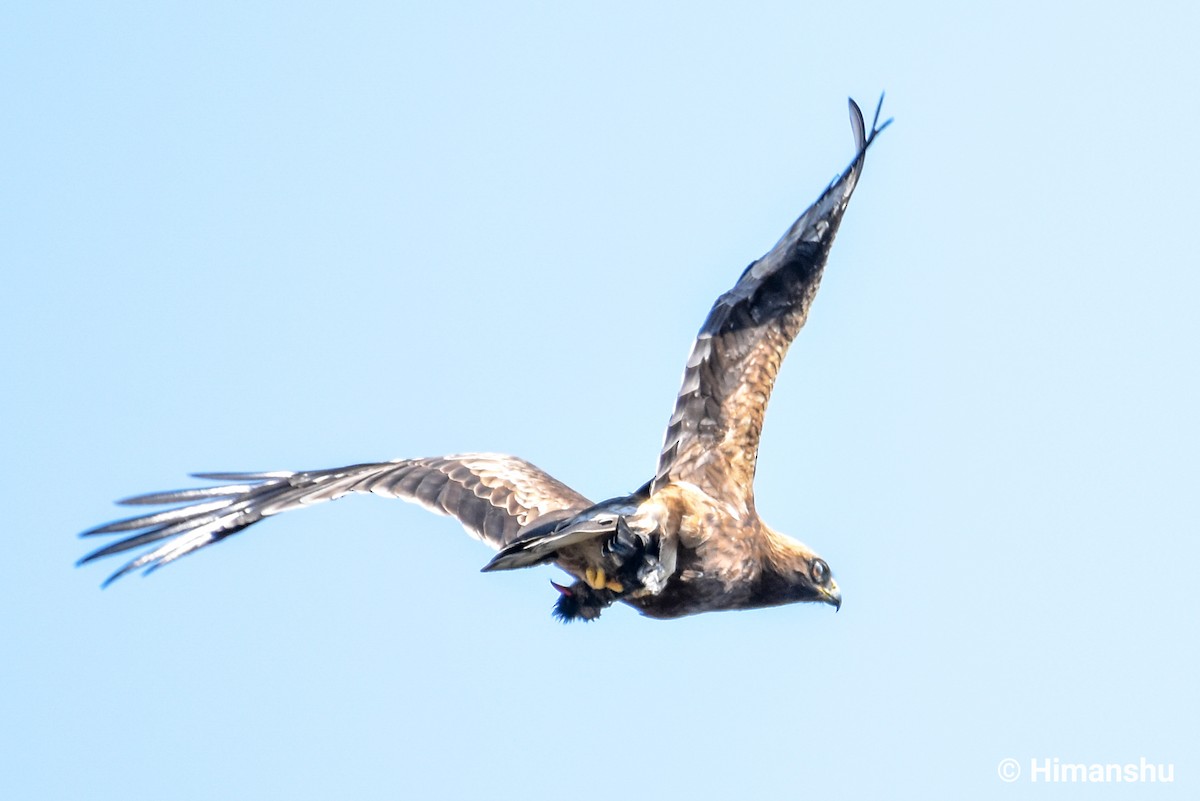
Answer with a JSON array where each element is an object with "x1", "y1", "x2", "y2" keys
[
  {"x1": 99, "y1": 559, "x2": 144, "y2": 589},
  {"x1": 867, "y1": 92, "x2": 893, "y2": 143},
  {"x1": 872, "y1": 91, "x2": 887, "y2": 129},
  {"x1": 78, "y1": 543, "x2": 125, "y2": 568},
  {"x1": 190, "y1": 471, "x2": 292, "y2": 481},
  {"x1": 849, "y1": 93, "x2": 893, "y2": 153},
  {"x1": 118, "y1": 485, "x2": 253, "y2": 506},
  {"x1": 77, "y1": 525, "x2": 176, "y2": 565},
  {"x1": 80, "y1": 518, "x2": 137, "y2": 537},
  {"x1": 79, "y1": 501, "x2": 226, "y2": 537},
  {"x1": 848, "y1": 97, "x2": 866, "y2": 150}
]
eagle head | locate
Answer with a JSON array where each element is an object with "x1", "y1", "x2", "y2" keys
[{"x1": 759, "y1": 527, "x2": 842, "y2": 611}]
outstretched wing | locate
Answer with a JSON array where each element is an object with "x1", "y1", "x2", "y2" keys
[
  {"x1": 79, "y1": 453, "x2": 592, "y2": 586},
  {"x1": 653, "y1": 96, "x2": 890, "y2": 501}
]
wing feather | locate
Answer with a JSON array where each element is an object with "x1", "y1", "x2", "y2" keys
[
  {"x1": 79, "y1": 453, "x2": 592, "y2": 585},
  {"x1": 653, "y1": 97, "x2": 890, "y2": 501}
]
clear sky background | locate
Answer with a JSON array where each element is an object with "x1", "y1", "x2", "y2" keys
[{"x1": 3, "y1": 2, "x2": 1197, "y2": 799}]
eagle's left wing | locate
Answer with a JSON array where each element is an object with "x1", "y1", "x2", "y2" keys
[{"x1": 653, "y1": 97, "x2": 889, "y2": 504}]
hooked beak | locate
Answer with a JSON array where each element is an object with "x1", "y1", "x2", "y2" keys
[{"x1": 820, "y1": 582, "x2": 842, "y2": 612}]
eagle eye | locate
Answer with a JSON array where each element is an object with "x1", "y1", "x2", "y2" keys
[{"x1": 810, "y1": 558, "x2": 831, "y2": 585}]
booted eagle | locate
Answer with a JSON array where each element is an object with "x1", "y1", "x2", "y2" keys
[{"x1": 80, "y1": 97, "x2": 889, "y2": 621}]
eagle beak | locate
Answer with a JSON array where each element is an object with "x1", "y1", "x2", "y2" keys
[{"x1": 821, "y1": 583, "x2": 842, "y2": 612}]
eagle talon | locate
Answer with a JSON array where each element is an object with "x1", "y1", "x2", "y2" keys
[
  {"x1": 584, "y1": 566, "x2": 607, "y2": 591},
  {"x1": 583, "y1": 566, "x2": 625, "y2": 594}
]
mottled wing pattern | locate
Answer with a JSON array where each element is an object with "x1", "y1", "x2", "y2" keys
[
  {"x1": 653, "y1": 97, "x2": 890, "y2": 501},
  {"x1": 80, "y1": 453, "x2": 592, "y2": 585}
]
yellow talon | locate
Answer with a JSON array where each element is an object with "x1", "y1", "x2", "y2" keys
[
  {"x1": 583, "y1": 567, "x2": 623, "y2": 593},
  {"x1": 585, "y1": 567, "x2": 606, "y2": 590}
]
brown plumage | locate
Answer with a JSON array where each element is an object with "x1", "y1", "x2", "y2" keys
[{"x1": 79, "y1": 97, "x2": 890, "y2": 621}]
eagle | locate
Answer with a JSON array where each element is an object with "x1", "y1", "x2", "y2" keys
[{"x1": 80, "y1": 97, "x2": 890, "y2": 621}]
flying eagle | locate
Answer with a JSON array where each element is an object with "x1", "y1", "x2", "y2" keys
[{"x1": 80, "y1": 97, "x2": 890, "y2": 621}]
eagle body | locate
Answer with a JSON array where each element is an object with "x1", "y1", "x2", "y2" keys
[
  {"x1": 80, "y1": 97, "x2": 889, "y2": 622},
  {"x1": 513, "y1": 482, "x2": 835, "y2": 620}
]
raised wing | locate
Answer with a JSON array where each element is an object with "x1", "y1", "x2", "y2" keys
[
  {"x1": 653, "y1": 96, "x2": 890, "y2": 501},
  {"x1": 79, "y1": 453, "x2": 592, "y2": 586}
]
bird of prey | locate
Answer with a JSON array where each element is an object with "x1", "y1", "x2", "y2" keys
[{"x1": 80, "y1": 97, "x2": 890, "y2": 621}]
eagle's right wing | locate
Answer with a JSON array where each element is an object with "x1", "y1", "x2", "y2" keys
[{"x1": 79, "y1": 453, "x2": 592, "y2": 586}]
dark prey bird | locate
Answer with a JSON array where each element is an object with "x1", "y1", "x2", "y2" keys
[{"x1": 80, "y1": 97, "x2": 890, "y2": 621}]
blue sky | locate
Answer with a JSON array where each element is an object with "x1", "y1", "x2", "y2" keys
[{"x1": 3, "y1": 2, "x2": 1197, "y2": 799}]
